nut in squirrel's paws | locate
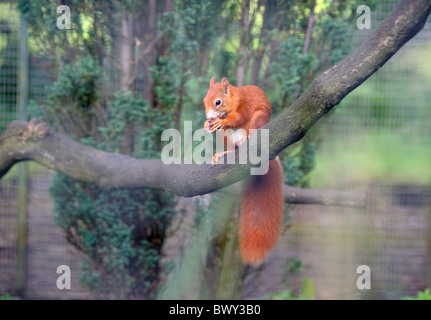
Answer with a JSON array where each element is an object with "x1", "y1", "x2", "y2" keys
[
  {"x1": 205, "y1": 117, "x2": 226, "y2": 133},
  {"x1": 204, "y1": 119, "x2": 213, "y2": 132},
  {"x1": 210, "y1": 119, "x2": 223, "y2": 132}
]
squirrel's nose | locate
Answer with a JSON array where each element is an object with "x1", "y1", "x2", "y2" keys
[{"x1": 206, "y1": 110, "x2": 218, "y2": 120}]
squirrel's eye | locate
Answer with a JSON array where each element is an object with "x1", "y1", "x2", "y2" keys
[{"x1": 215, "y1": 99, "x2": 221, "y2": 107}]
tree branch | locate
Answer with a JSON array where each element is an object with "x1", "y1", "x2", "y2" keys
[
  {"x1": 0, "y1": 119, "x2": 365, "y2": 207},
  {"x1": 1, "y1": 0, "x2": 430, "y2": 202},
  {"x1": 221, "y1": 182, "x2": 365, "y2": 208},
  {"x1": 283, "y1": 185, "x2": 365, "y2": 208}
]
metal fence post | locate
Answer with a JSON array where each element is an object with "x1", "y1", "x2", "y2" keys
[{"x1": 16, "y1": 17, "x2": 29, "y2": 297}]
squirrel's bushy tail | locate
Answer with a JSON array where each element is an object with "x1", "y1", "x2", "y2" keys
[{"x1": 239, "y1": 158, "x2": 284, "y2": 266}]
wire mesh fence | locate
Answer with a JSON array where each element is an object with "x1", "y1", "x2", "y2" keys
[
  {"x1": 0, "y1": 1, "x2": 19, "y2": 296},
  {"x1": 0, "y1": 2, "x2": 87, "y2": 299},
  {"x1": 0, "y1": 0, "x2": 430, "y2": 299},
  {"x1": 292, "y1": 0, "x2": 431, "y2": 299}
]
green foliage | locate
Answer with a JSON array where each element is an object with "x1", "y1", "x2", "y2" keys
[
  {"x1": 50, "y1": 57, "x2": 101, "y2": 110},
  {"x1": 151, "y1": 56, "x2": 181, "y2": 111},
  {"x1": 47, "y1": 84, "x2": 176, "y2": 298},
  {"x1": 43, "y1": 64, "x2": 177, "y2": 298},
  {"x1": 285, "y1": 257, "x2": 303, "y2": 274},
  {"x1": 314, "y1": 16, "x2": 353, "y2": 67},
  {"x1": 211, "y1": 49, "x2": 236, "y2": 80},
  {"x1": 267, "y1": 35, "x2": 317, "y2": 111},
  {"x1": 153, "y1": 0, "x2": 228, "y2": 120},
  {"x1": 263, "y1": 0, "x2": 368, "y2": 188},
  {"x1": 402, "y1": 289, "x2": 431, "y2": 300},
  {"x1": 23, "y1": 30, "x2": 177, "y2": 299},
  {"x1": 28, "y1": 57, "x2": 102, "y2": 138},
  {"x1": 17, "y1": 0, "x2": 114, "y2": 62},
  {"x1": 0, "y1": 293, "x2": 14, "y2": 300},
  {"x1": 282, "y1": 140, "x2": 316, "y2": 187},
  {"x1": 51, "y1": 172, "x2": 175, "y2": 299},
  {"x1": 99, "y1": 92, "x2": 148, "y2": 153}
]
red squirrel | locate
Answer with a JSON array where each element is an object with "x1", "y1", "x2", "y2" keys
[{"x1": 203, "y1": 77, "x2": 284, "y2": 265}]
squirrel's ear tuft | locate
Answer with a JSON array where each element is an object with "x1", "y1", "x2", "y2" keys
[
  {"x1": 209, "y1": 77, "x2": 216, "y2": 88},
  {"x1": 221, "y1": 78, "x2": 229, "y2": 95}
]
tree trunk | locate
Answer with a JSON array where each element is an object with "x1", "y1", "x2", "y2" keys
[
  {"x1": 303, "y1": 0, "x2": 316, "y2": 55},
  {"x1": 215, "y1": 205, "x2": 241, "y2": 299},
  {"x1": 235, "y1": 0, "x2": 250, "y2": 87},
  {"x1": 119, "y1": 12, "x2": 135, "y2": 155},
  {"x1": 159, "y1": 0, "x2": 174, "y2": 58},
  {"x1": 143, "y1": 0, "x2": 158, "y2": 107},
  {"x1": 119, "y1": 13, "x2": 134, "y2": 92},
  {"x1": 259, "y1": 0, "x2": 282, "y2": 90},
  {"x1": 251, "y1": 0, "x2": 269, "y2": 86},
  {"x1": 260, "y1": 38, "x2": 280, "y2": 90}
]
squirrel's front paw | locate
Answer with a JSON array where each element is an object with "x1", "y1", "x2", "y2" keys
[
  {"x1": 211, "y1": 152, "x2": 225, "y2": 166},
  {"x1": 209, "y1": 118, "x2": 225, "y2": 133},
  {"x1": 205, "y1": 118, "x2": 224, "y2": 133},
  {"x1": 204, "y1": 120, "x2": 211, "y2": 132},
  {"x1": 211, "y1": 154, "x2": 219, "y2": 166},
  {"x1": 211, "y1": 151, "x2": 230, "y2": 166}
]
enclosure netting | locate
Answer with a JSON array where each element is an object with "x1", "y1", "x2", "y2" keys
[
  {"x1": 0, "y1": 3, "x2": 18, "y2": 294},
  {"x1": 0, "y1": 2, "x2": 87, "y2": 298},
  {"x1": 0, "y1": 0, "x2": 430, "y2": 299},
  {"x1": 268, "y1": 1, "x2": 431, "y2": 299}
]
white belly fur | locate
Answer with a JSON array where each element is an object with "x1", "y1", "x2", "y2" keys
[{"x1": 224, "y1": 128, "x2": 247, "y2": 148}]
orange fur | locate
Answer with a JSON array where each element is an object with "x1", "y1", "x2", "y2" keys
[
  {"x1": 203, "y1": 78, "x2": 285, "y2": 265},
  {"x1": 240, "y1": 159, "x2": 284, "y2": 265}
]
